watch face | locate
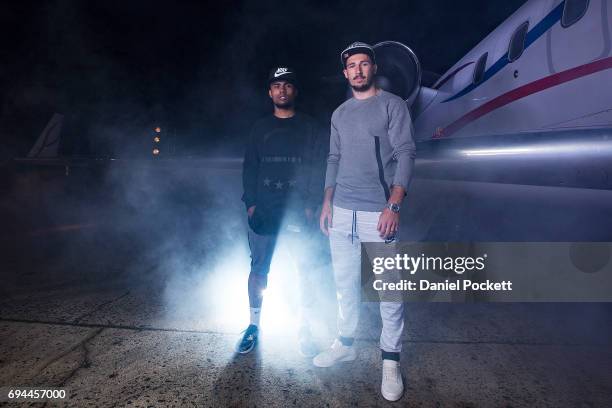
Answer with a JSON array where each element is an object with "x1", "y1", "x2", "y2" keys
[{"x1": 389, "y1": 203, "x2": 400, "y2": 213}]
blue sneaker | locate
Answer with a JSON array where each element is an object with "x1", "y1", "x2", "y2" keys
[
  {"x1": 236, "y1": 324, "x2": 258, "y2": 354},
  {"x1": 298, "y1": 326, "x2": 318, "y2": 358}
]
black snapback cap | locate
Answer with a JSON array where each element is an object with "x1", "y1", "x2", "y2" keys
[{"x1": 340, "y1": 42, "x2": 376, "y2": 67}]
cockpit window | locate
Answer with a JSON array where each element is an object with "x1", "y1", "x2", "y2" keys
[
  {"x1": 473, "y1": 52, "x2": 488, "y2": 85},
  {"x1": 508, "y1": 21, "x2": 529, "y2": 62},
  {"x1": 561, "y1": 0, "x2": 589, "y2": 28}
]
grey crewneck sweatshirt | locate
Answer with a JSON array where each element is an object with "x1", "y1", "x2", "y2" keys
[{"x1": 324, "y1": 89, "x2": 416, "y2": 212}]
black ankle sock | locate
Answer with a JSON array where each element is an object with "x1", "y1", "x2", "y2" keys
[
  {"x1": 381, "y1": 350, "x2": 400, "y2": 361},
  {"x1": 339, "y1": 336, "x2": 354, "y2": 346}
]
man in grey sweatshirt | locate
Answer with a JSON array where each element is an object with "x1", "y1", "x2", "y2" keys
[{"x1": 312, "y1": 42, "x2": 416, "y2": 402}]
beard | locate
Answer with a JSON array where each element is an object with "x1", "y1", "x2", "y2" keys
[
  {"x1": 274, "y1": 99, "x2": 294, "y2": 109},
  {"x1": 350, "y1": 76, "x2": 374, "y2": 92}
]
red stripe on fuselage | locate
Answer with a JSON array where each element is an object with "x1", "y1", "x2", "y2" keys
[{"x1": 436, "y1": 56, "x2": 612, "y2": 138}]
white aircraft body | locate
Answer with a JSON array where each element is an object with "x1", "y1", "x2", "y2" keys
[{"x1": 374, "y1": 0, "x2": 612, "y2": 190}]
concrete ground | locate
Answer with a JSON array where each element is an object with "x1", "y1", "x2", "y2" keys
[{"x1": 1, "y1": 268, "x2": 611, "y2": 407}]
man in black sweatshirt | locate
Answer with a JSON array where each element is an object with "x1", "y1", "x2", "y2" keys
[{"x1": 238, "y1": 67, "x2": 324, "y2": 357}]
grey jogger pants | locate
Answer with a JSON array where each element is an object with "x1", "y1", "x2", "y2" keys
[{"x1": 328, "y1": 205, "x2": 404, "y2": 353}]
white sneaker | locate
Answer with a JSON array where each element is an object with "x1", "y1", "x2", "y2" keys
[
  {"x1": 312, "y1": 339, "x2": 357, "y2": 367},
  {"x1": 381, "y1": 359, "x2": 404, "y2": 401}
]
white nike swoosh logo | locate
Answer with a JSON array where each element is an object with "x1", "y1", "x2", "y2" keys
[{"x1": 274, "y1": 71, "x2": 291, "y2": 77}]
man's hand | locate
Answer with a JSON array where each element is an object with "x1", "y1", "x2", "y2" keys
[
  {"x1": 304, "y1": 207, "x2": 314, "y2": 221},
  {"x1": 247, "y1": 205, "x2": 256, "y2": 218},
  {"x1": 377, "y1": 208, "x2": 399, "y2": 239},
  {"x1": 304, "y1": 207, "x2": 315, "y2": 230},
  {"x1": 319, "y1": 201, "x2": 333, "y2": 236},
  {"x1": 378, "y1": 186, "x2": 405, "y2": 239}
]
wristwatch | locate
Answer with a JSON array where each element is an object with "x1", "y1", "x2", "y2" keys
[{"x1": 386, "y1": 202, "x2": 401, "y2": 213}]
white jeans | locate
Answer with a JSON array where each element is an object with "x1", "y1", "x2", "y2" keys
[{"x1": 328, "y1": 205, "x2": 404, "y2": 353}]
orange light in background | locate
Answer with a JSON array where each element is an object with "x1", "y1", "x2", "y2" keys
[
  {"x1": 152, "y1": 148, "x2": 160, "y2": 155},
  {"x1": 155, "y1": 127, "x2": 161, "y2": 133}
]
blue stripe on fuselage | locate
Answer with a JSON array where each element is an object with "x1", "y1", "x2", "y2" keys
[{"x1": 442, "y1": 1, "x2": 565, "y2": 103}]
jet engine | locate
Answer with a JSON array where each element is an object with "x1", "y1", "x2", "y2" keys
[{"x1": 372, "y1": 41, "x2": 422, "y2": 107}]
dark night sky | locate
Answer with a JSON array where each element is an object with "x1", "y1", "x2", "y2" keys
[{"x1": 0, "y1": 0, "x2": 526, "y2": 158}]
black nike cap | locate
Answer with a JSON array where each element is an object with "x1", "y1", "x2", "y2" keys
[{"x1": 268, "y1": 67, "x2": 298, "y2": 87}]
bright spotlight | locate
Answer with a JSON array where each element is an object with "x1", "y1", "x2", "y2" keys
[{"x1": 201, "y1": 243, "x2": 301, "y2": 335}]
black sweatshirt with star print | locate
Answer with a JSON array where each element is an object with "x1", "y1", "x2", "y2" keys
[{"x1": 242, "y1": 112, "x2": 326, "y2": 234}]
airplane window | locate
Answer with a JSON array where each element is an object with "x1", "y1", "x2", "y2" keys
[
  {"x1": 508, "y1": 21, "x2": 529, "y2": 62},
  {"x1": 561, "y1": 0, "x2": 589, "y2": 28},
  {"x1": 473, "y1": 52, "x2": 488, "y2": 84}
]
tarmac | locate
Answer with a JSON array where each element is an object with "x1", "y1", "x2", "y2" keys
[{"x1": 1, "y1": 263, "x2": 612, "y2": 407}]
